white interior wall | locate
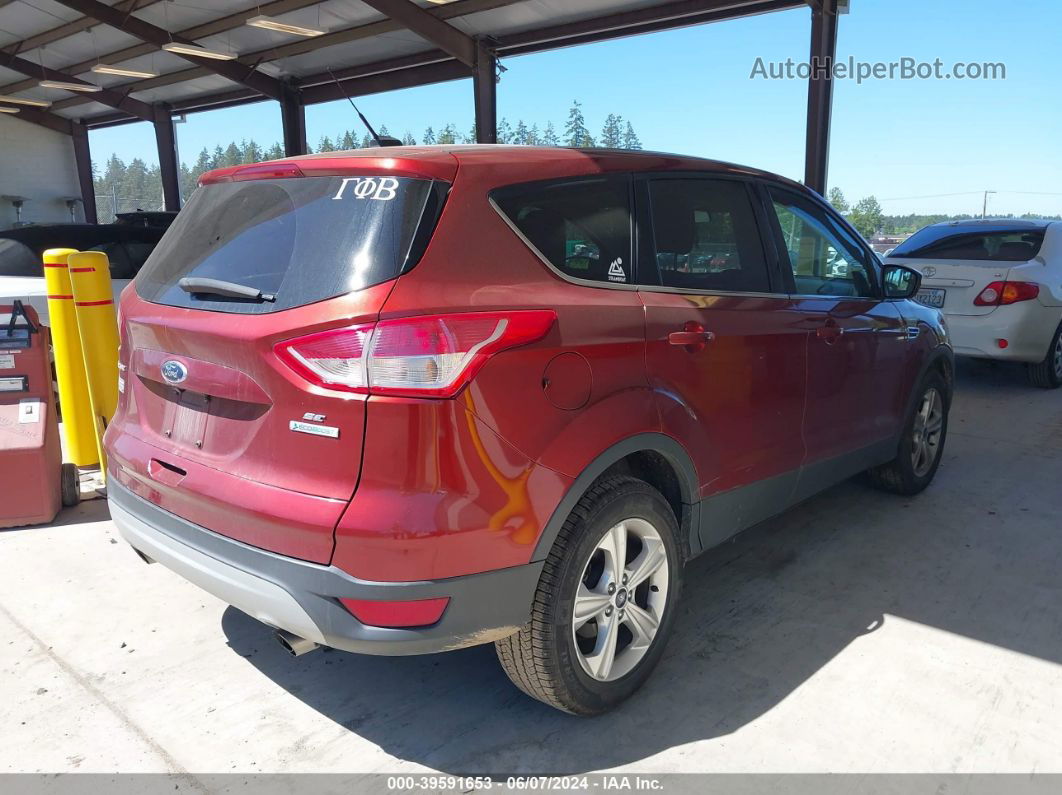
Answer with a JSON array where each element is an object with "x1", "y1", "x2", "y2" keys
[{"x1": 0, "y1": 114, "x2": 84, "y2": 229}]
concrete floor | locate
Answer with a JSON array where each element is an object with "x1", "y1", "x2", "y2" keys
[{"x1": 2, "y1": 359, "x2": 1061, "y2": 775}]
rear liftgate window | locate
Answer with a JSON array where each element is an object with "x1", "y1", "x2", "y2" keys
[{"x1": 136, "y1": 175, "x2": 445, "y2": 314}]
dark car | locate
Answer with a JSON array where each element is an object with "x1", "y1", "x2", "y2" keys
[
  {"x1": 0, "y1": 222, "x2": 170, "y2": 326},
  {"x1": 104, "y1": 146, "x2": 953, "y2": 715}
]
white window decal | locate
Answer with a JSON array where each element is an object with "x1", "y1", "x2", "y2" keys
[
  {"x1": 607, "y1": 257, "x2": 626, "y2": 282},
  {"x1": 332, "y1": 177, "x2": 400, "y2": 201}
]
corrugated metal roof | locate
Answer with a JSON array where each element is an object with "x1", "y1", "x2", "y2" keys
[{"x1": 0, "y1": 0, "x2": 804, "y2": 127}]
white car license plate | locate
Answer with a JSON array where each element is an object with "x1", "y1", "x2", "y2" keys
[{"x1": 914, "y1": 288, "x2": 945, "y2": 309}]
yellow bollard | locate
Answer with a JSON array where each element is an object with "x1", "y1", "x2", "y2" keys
[
  {"x1": 42, "y1": 248, "x2": 99, "y2": 468},
  {"x1": 68, "y1": 251, "x2": 119, "y2": 478}
]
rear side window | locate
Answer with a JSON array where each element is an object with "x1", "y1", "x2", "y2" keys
[
  {"x1": 646, "y1": 178, "x2": 770, "y2": 293},
  {"x1": 492, "y1": 176, "x2": 632, "y2": 285},
  {"x1": 890, "y1": 226, "x2": 1045, "y2": 261},
  {"x1": 136, "y1": 175, "x2": 444, "y2": 314}
]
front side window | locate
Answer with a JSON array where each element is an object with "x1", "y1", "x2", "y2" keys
[
  {"x1": 492, "y1": 176, "x2": 632, "y2": 284},
  {"x1": 647, "y1": 178, "x2": 770, "y2": 293},
  {"x1": 769, "y1": 189, "x2": 876, "y2": 298}
]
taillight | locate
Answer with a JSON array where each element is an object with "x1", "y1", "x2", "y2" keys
[
  {"x1": 974, "y1": 280, "x2": 1039, "y2": 306},
  {"x1": 274, "y1": 310, "x2": 556, "y2": 398}
]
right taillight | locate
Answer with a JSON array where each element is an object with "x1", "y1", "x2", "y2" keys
[
  {"x1": 974, "y1": 280, "x2": 1039, "y2": 306},
  {"x1": 274, "y1": 310, "x2": 556, "y2": 398}
]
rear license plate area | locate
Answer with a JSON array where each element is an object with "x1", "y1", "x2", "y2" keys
[{"x1": 914, "y1": 288, "x2": 946, "y2": 308}]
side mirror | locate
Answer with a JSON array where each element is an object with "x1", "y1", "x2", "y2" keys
[{"x1": 883, "y1": 264, "x2": 922, "y2": 299}]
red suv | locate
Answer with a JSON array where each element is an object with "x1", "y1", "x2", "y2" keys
[{"x1": 104, "y1": 146, "x2": 952, "y2": 715}]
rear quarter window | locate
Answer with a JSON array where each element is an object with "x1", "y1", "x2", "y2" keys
[
  {"x1": 135, "y1": 175, "x2": 446, "y2": 314},
  {"x1": 491, "y1": 175, "x2": 633, "y2": 285}
]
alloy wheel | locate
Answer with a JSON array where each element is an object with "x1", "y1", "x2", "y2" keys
[
  {"x1": 1053, "y1": 335, "x2": 1062, "y2": 380},
  {"x1": 571, "y1": 517, "x2": 670, "y2": 682},
  {"x1": 911, "y1": 386, "x2": 944, "y2": 477}
]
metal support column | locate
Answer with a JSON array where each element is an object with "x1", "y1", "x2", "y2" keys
[
  {"x1": 473, "y1": 39, "x2": 497, "y2": 144},
  {"x1": 71, "y1": 122, "x2": 97, "y2": 224},
  {"x1": 803, "y1": 0, "x2": 839, "y2": 194},
  {"x1": 281, "y1": 86, "x2": 307, "y2": 156},
  {"x1": 153, "y1": 104, "x2": 181, "y2": 211}
]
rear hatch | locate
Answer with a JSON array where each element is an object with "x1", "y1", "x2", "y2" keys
[
  {"x1": 105, "y1": 159, "x2": 451, "y2": 563},
  {"x1": 888, "y1": 223, "x2": 1045, "y2": 316}
]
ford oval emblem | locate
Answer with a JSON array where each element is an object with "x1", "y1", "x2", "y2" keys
[{"x1": 161, "y1": 360, "x2": 188, "y2": 385}]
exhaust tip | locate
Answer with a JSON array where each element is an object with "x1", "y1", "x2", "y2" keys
[{"x1": 275, "y1": 629, "x2": 319, "y2": 657}]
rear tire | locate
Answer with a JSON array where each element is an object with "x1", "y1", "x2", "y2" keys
[
  {"x1": 1027, "y1": 322, "x2": 1062, "y2": 389},
  {"x1": 495, "y1": 476, "x2": 683, "y2": 715},
  {"x1": 866, "y1": 372, "x2": 949, "y2": 496}
]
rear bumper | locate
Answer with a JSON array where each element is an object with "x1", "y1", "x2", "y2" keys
[
  {"x1": 108, "y1": 480, "x2": 541, "y2": 655},
  {"x1": 944, "y1": 303, "x2": 1061, "y2": 362}
]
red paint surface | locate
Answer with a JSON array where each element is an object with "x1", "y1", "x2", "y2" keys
[{"x1": 106, "y1": 147, "x2": 941, "y2": 581}]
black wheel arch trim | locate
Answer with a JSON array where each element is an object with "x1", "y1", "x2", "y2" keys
[
  {"x1": 530, "y1": 432, "x2": 700, "y2": 562},
  {"x1": 908, "y1": 344, "x2": 955, "y2": 414}
]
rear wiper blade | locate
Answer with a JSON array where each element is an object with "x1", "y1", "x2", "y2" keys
[{"x1": 178, "y1": 277, "x2": 276, "y2": 303}]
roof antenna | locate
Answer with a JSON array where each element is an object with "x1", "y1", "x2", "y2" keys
[{"x1": 327, "y1": 68, "x2": 402, "y2": 147}]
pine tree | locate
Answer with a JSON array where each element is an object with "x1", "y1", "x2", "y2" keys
[
  {"x1": 496, "y1": 118, "x2": 513, "y2": 144},
  {"x1": 360, "y1": 132, "x2": 373, "y2": 148},
  {"x1": 422, "y1": 126, "x2": 436, "y2": 145},
  {"x1": 122, "y1": 158, "x2": 153, "y2": 212},
  {"x1": 211, "y1": 146, "x2": 224, "y2": 169},
  {"x1": 600, "y1": 113, "x2": 624, "y2": 148},
  {"x1": 221, "y1": 142, "x2": 242, "y2": 166},
  {"x1": 621, "y1": 121, "x2": 641, "y2": 150},
  {"x1": 541, "y1": 121, "x2": 560, "y2": 146},
  {"x1": 438, "y1": 123, "x2": 458, "y2": 144},
  {"x1": 526, "y1": 123, "x2": 540, "y2": 146},
  {"x1": 466, "y1": 124, "x2": 477, "y2": 144},
  {"x1": 341, "y1": 131, "x2": 356, "y2": 150},
  {"x1": 265, "y1": 142, "x2": 284, "y2": 160},
  {"x1": 564, "y1": 101, "x2": 594, "y2": 147},
  {"x1": 243, "y1": 140, "x2": 262, "y2": 163},
  {"x1": 510, "y1": 119, "x2": 529, "y2": 145},
  {"x1": 317, "y1": 135, "x2": 334, "y2": 153},
  {"x1": 402, "y1": 131, "x2": 416, "y2": 145}
]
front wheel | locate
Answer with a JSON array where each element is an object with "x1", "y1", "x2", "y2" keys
[
  {"x1": 495, "y1": 476, "x2": 683, "y2": 715},
  {"x1": 1027, "y1": 322, "x2": 1062, "y2": 389},
  {"x1": 866, "y1": 372, "x2": 949, "y2": 495}
]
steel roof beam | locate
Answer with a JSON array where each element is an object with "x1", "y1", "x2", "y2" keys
[
  {"x1": 358, "y1": 0, "x2": 477, "y2": 67},
  {"x1": 50, "y1": 0, "x2": 288, "y2": 100},
  {"x1": 0, "y1": 51, "x2": 155, "y2": 121},
  {"x1": 0, "y1": 0, "x2": 319, "y2": 97}
]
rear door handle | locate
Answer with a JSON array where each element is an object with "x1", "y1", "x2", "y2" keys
[
  {"x1": 668, "y1": 322, "x2": 715, "y2": 351},
  {"x1": 816, "y1": 319, "x2": 844, "y2": 344}
]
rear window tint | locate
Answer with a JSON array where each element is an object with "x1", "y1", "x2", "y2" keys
[
  {"x1": 647, "y1": 178, "x2": 770, "y2": 293},
  {"x1": 136, "y1": 175, "x2": 445, "y2": 314},
  {"x1": 492, "y1": 176, "x2": 632, "y2": 285},
  {"x1": 891, "y1": 226, "x2": 1045, "y2": 261}
]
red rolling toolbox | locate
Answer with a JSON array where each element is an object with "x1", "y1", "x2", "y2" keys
[{"x1": 0, "y1": 302, "x2": 78, "y2": 528}]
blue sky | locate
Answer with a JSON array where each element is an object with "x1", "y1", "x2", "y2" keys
[{"x1": 89, "y1": 0, "x2": 1062, "y2": 217}]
